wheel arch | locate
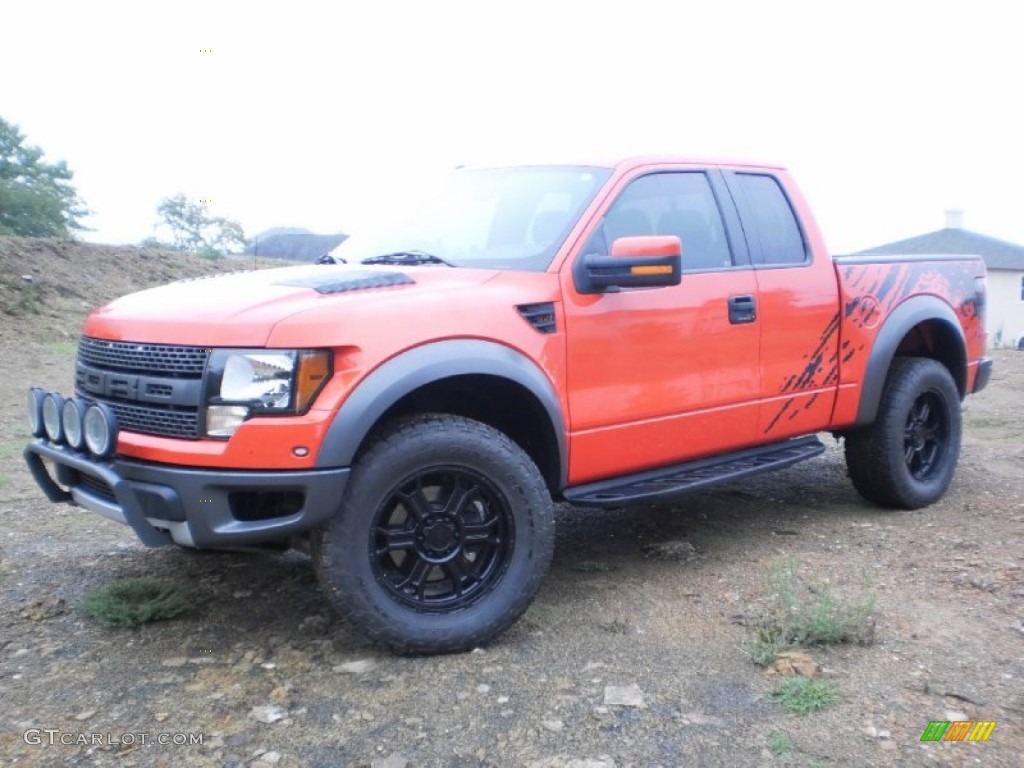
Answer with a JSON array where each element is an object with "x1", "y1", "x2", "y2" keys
[
  {"x1": 314, "y1": 340, "x2": 567, "y2": 492},
  {"x1": 854, "y1": 295, "x2": 967, "y2": 425}
]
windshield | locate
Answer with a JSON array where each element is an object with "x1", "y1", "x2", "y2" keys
[{"x1": 330, "y1": 166, "x2": 611, "y2": 271}]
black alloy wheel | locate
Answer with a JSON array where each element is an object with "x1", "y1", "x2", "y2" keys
[{"x1": 370, "y1": 467, "x2": 513, "y2": 612}]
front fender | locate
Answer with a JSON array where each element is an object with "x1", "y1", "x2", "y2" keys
[{"x1": 314, "y1": 340, "x2": 567, "y2": 484}]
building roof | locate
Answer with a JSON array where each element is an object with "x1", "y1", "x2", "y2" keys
[{"x1": 858, "y1": 227, "x2": 1024, "y2": 271}]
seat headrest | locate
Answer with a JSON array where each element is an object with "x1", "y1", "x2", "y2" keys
[
  {"x1": 606, "y1": 208, "x2": 652, "y2": 243},
  {"x1": 657, "y1": 210, "x2": 725, "y2": 268},
  {"x1": 532, "y1": 210, "x2": 571, "y2": 245}
]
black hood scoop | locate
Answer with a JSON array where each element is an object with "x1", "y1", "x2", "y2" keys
[{"x1": 276, "y1": 270, "x2": 415, "y2": 295}]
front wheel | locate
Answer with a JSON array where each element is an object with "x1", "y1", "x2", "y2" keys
[
  {"x1": 314, "y1": 414, "x2": 555, "y2": 654},
  {"x1": 844, "y1": 357, "x2": 962, "y2": 509}
]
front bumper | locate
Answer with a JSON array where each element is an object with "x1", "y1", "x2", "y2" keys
[{"x1": 24, "y1": 440, "x2": 349, "y2": 548}]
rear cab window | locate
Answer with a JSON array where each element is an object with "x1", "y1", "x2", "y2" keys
[{"x1": 728, "y1": 173, "x2": 808, "y2": 267}]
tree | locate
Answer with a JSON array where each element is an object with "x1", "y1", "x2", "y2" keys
[
  {"x1": 151, "y1": 194, "x2": 247, "y2": 256},
  {"x1": 0, "y1": 117, "x2": 88, "y2": 237}
]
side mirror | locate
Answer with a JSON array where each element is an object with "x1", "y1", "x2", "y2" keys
[{"x1": 575, "y1": 235, "x2": 682, "y2": 294}]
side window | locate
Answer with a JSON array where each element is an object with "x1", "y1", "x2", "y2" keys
[
  {"x1": 733, "y1": 174, "x2": 807, "y2": 266},
  {"x1": 587, "y1": 172, "x2": 734, "y2": 271}
]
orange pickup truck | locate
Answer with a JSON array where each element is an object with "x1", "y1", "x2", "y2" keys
[{"x1": 25, "y1": 157, "x2": 992, "y2": 653}]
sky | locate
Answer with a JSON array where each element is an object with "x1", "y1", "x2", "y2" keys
[{"x1": 2, "y1": 0, "x2": 1022, "y2": 254}]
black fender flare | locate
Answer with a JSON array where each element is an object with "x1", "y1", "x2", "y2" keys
[
  {"x1": 854, "y1": 295, "x2": 966, "y2": 425},
  {"x1": 314, "y1": 339, "x2": 567, "y2": 485}
]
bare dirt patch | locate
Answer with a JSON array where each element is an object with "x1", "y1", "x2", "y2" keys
[{"x1": 1, "y1": 238, "x2": 1021, "y2": 767}]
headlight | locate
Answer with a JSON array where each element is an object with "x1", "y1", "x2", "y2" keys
[
  {"x1": 43, "y1": 393, "x2": 66, "y2": 443},
  {"x1": 204, "y1": 349, "x2": 331, "y2": 437},
  {"x1": 221, "y1": 352, "x2": 296, "y2": 408},
  {"x1": 62, "y1": 397, "x2": 88, "y2": 450}
]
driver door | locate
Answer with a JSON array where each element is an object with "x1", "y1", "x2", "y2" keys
[{"x1": 560, "y1": 169, "x2": 762, "y2": 485}]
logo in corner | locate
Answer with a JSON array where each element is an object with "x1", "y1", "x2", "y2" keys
[{"x1": 920, "y1": 720, "x2": 996, "y2": 742}]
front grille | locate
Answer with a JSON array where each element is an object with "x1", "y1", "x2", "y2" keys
[
  {"x1": 76, "y1": 472, "x2": 117, "y2": 503},
  {"x1": 76, "y1": 336, "x2": 206, "y2": 440},
  {"x1": 78, "y1": 337, "x2": 209, "y2": 376},
  {"x1": 107, "y1": 401, "x2": 200, "y2": 439}
]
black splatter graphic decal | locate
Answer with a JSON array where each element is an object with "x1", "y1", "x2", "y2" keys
[{"x1": 763, "y1": 258, "x2": 985, "y2": 434}]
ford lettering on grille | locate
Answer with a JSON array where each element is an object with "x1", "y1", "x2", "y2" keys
[{"x1": 74, "y1": 337, "x2": 209, "y2": 439}]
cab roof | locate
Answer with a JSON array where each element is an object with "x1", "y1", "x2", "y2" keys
[{"x1": 459, "y1": 155, "x2": 785, "y2": 173}]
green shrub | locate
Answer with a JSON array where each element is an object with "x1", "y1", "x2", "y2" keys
[
  {"x1": 768, "y1": 677, "x2": 838, "y2": 715},
  {"x1": 197, "y1": 246, "x2": 223, "y2": 260},
  {"x1": 12, "y1": 281, "x2": 40, "y2": 315},
  {"x1": 747, "y1": 558, "x2": 875, "y2": 665},
  {"x1": 767, "y1": 730, "x2": 791, "y2": 756},
  {"x1": 83, "y1": 577, "x2": 193, "y2": 627}
]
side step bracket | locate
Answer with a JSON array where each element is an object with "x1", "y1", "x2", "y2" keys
[{"x1": 563, "y1": 435, "x2": 825, "y2": 508}]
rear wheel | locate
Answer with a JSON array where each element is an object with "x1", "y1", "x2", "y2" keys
[
  {"x1": 314, "y1": 414, "x2": 555, "y2": 654},
  {"x1": 845, "y1": 357, "x2": 961, "y2": 509}
]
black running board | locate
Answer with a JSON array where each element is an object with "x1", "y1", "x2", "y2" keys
[{"x1": 563, "y1": 435, "x2": 825, "y2": 507}]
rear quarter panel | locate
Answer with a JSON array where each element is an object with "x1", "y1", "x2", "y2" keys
[{"x1": 831, "y1": 257, "x2": 987, "y2": 426}]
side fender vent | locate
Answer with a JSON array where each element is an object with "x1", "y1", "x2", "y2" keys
[{"x1": 517, "y1": 302, "x2": 557, "y2": 334}]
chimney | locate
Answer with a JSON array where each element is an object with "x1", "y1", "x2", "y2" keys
[{"x1": 945, "y1": 209, "x2": 964, "y2": 229}]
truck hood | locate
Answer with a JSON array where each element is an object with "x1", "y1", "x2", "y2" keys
[{"x1": 82, "y1": 264, "x2": 500, "y2": 346}]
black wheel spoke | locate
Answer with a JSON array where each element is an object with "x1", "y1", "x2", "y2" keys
[
  {"x1": 904, "y1": 443, "x2": 917, "y2": 464},
  {"x1": 920, "y1": 444, "x2": 937, "y2": 470},
  {"x1": 463, "y1": 515, "x2": 500, "y2": 545},
  {"x1": 375, "y1": 526, "x2": 416, "y2": 555},
  {"x1": 442, "y1": 557, "x2": 472, "y2": 596},
  {"x1": 397, "y1": 487, "x2": 432, "y2": 522},
  {"x1": 916, "y1": 400, "x2": 931, "y2": 423},
  {"x1": 398, "y1": 558, "x2": 432, "y2": 598},
  {"x1": 442, "y1": 478, "x2": 476, "y2": 517}
]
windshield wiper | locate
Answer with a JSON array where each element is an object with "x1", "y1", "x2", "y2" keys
[{"x1": 361, "y1": 250, "x2": 456, "y2": 267}]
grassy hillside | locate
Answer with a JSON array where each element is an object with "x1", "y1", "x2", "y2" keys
[{"x1": 0, "y1": 236, "x2": 282, "y2": 342}]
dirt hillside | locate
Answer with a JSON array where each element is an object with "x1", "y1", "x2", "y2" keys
[{"x1": 0, "y1": 236, "x2": 280, "y2": 343}]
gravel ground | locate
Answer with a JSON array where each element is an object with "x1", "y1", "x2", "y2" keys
[{"x1": 1, "y1": 301, "x2": 1021, "y2": 767}]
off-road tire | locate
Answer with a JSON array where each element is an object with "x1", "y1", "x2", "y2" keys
[
  {"x1": 845, "y1": 357, "x2": 961, "y2": 509},
  {"x1": 314, "y1": 414, "x2": 555, "y2": 654}
]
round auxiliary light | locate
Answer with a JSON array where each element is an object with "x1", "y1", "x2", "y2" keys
[
  {"x1": 27, "y1": 387, "x2": 47, "y2": 437},
  {"x1": 62, "y1": 397, "x2": 88, "y2": 451},
  {"x1": 83, "y1": 403, "x2": 118, "y2": 458},
  {"x1": 42, "y1": 393, "x2": 66, "y2": 444}
]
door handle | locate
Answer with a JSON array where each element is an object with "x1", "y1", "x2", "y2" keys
[{"x1": 728, "y1": 294, "x2": 756, "y2": 324}]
